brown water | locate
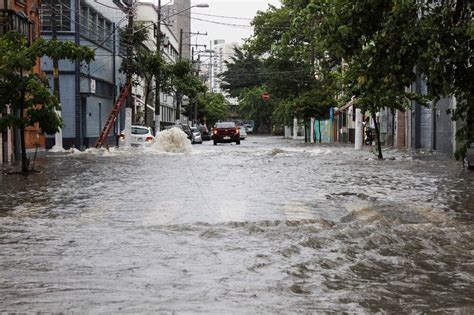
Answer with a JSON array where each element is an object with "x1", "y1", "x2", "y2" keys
[{"x1": 0, "y1": 137, "x2": 473, "y2": 313}]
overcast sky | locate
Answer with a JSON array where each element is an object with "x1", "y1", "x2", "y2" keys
[{"x1": 189, "y1": 0, "x2": 281, "y2": 48}]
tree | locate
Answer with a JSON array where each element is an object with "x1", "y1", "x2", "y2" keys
[
  {"x1": 166, "y1": 59, "x2": 207, "y2": 122},
  {"x1": 220, "y1": 47, "x2": 266, "y2": 98},
  {"x1": 197, "y1": 93, "x2": 228, "y2": 128},
  {"x1": 238, "y1": 86, "x2": 274, "y2": 133},
  {"x1": 316, "y1": 0, "x2": 424, "y2": 159},
  {"x1": 417, "y1": 0, "x2": 473, "y2": 159},
  {"x1": 119, "y1": 23, "x2": 165, "y2": 125},
  {"x1": 0, "y1": 32, "x2": 94, "y2": 172}
]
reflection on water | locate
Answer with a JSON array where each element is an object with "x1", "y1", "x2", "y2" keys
[{"x1": 0, "y1": 137, "x2": 473, "y2": 312}]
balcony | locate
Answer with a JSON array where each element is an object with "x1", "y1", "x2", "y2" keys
[{"x1": 0, "y1": 9, "x2": 31, "y2": 40}]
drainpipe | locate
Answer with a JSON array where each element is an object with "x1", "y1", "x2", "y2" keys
[
  {"x1": 355, "y1": 108, "x2": 363, "y2": 150},
  {"x1": 74, "y1": 0, "x2": 82, "y2": 149},
  {"x1": 432, "y1": 100, "x2": 437, "y2": 151},
  {"x1": 293, "y1": 116, "x2": 298, "y2": 140},
  {"x1": 112, "y1": 22, "x2": 118, "y2": 146}
]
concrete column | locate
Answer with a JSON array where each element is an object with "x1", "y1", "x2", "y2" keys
[
  {"x1": 124, "y1": 107, "x2": 132, "y2": 147},
  {"x1": 293, "y1": 117, "x2": 298, "y2": 140},
  {"x1": 7, "y1": 127, "x2": 13, "y2": 162},
  {"x1": 310, "y1": 117, "x2": 315, "y2": 143},
  {"x1": 155, "y1": 114, "x2": 161, "y2": 137},
  {"x1": 452, "y1": 96, "x2": 457, "y2": 154},
  {"x1": 51, "y1": 109, "x2": 63, "y2": 151},
  {"x1": 284, "y1": 126, "x2": 290, "y2": 138},
  {"x1": 355, "y1": 108, "x2": 363, "y2": 150}
]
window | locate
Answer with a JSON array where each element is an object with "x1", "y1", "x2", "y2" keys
[
  {"x1": 131, "y1": 127, "x2": 149, "y2": 135},
  {"x1": 58, "y1": 0, "x2": 71, "y2": 31},
  {"x1": 216, "y1": 122, "x2": 235, "y2": 128},
  {"x1": 95, "y1": 80, "x2": 114, "y2": 98},
  {"x1": 87, "y1": 11, "x2": 95, "y2": 39},
  {"x1": 97, "y1": 17, "x2": 104, "y2": 42},
  {"x1": 104, "y1": 22, "x2": 112, "y2": 49},
  {"x1": 40, "y1": 0, "x2": 52, "y2": 31},
  {"x1": 80, "y1": 5, "x2": 87, "y2": 34},
  {"x1": 40, "y1": 0, "x2": 71, "y2": 31}
]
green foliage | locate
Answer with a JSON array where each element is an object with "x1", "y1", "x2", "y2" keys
[
  {"x1": 417, "y1": 0, "x2": 474, "y2": 158},
  {"x1": 0, "y1": 31, "x2": 94, "y2": 171},
  {"x1": 167, "y1": 59, "x2": 206, "y2": 99},
  {"x1": 238, "y1": 86, "x2": 274, "y2": 133},
  {"x1": 316, "y1": 0, "x2": 426, "y2": 158},
  {"x1": 220, "y1": 47, "x2": 266, "y2": 98},
  {"x1": 197, "y1": 93, "x2": 228, "y2": 127}
]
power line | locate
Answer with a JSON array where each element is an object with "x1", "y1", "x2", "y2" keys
[
  {"x1": 191, "y1": 12, "x2": 253, "y2": 21},
  {"x1": 191, "y1": 17, "x2": 253, "y2": 29},
  {"x1": 191, "y1": 16, "x2": 291, "y2": 30}
]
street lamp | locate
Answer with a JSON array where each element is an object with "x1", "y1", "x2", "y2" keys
[{"x1": 154, "y1": 1, "x2": 209, "y2": 134}]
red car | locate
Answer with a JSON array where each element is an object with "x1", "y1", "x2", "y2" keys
[{"x1": 213, "y1": 122, "x2": 240, "y2": 145}]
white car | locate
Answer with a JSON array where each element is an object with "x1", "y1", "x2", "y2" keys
[
  {"x1": 191, "y1": 126, "x2": 203, "y2": 144},
  {"x1": 119, "y1": 125, "x2": 155, "y2": 147},
  {"x1": 245, "y1": 124, "x2": 254, "y2": 134},
  {"x1": 239, "y1": 126, "x2": 247, "y2": 140}
]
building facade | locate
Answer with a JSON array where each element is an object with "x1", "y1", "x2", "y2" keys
[
  {"x1": 1, "y1": 0, "x2": 43, "y2": 163},
  {"x1": 40, "y1": 0, "x2": 126, "y2": 149},
  {"x1": 135, "y1": 2, "x2": 182, "y2": 130}
]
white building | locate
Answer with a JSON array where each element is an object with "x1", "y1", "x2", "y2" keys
[
  {"x1": 210, "y1": 39, "x2": 240, "y2": 97},
  {"x1": 134, "y1": 1, "x2": 190, "y2": 128}
]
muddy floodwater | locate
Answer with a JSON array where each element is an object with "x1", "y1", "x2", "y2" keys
[{"x1": 0, "y1": 136, "x2": 473, "y2": 313}]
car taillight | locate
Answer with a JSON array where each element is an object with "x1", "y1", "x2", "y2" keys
[
  {"x1": 145, "y1": 136, "x2": 153, "y2": 142},
  {"x1": 236, "y1": 128, "x2": 240, "y2": 134}
]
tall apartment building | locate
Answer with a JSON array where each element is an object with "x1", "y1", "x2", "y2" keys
[
  {"x1": 0, "y1": 0, "x2": 42, "y2": 163},
  {"x1": 209, "y1": 40, "x2": 239, "y2": 104},
  {"x1": 161, "y1": 0, "x2": 190, "y2": 60}
]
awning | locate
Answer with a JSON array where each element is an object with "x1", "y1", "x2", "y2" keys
[
  {"x1": 335, "y1": 98, "x2": 354, "y2": 113},
  {"x1": 133, "y1": 96, "x2": 155, "y2": 112}
]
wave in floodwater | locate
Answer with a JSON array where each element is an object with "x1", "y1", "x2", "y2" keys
[{"x1": 152, "y1": 127, "x2": 192, "y2": 153}]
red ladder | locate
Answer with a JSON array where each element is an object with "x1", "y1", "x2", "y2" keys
[{"x1": 95, "y1": 86, "x2": 130, "y2": 148}]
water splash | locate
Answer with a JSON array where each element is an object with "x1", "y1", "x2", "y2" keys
[{"x1": 152, "y1": 127, "x2": 192, "y2": 153}]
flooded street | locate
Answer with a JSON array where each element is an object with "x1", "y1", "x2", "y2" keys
[{"x1": 0, "y1": 136, "x2": 473, "y2": 313}]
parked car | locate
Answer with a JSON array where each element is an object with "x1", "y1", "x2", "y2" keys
[
  {"x1": 166, "y1": 124, "x2": 193, "y2": 141},
  {"x1": 213, "y1": 121, "x2": 240, "y2": 145},
  {"x1": 198, "y1": 124, "x2": 211, "y2": 141},
  {"x1": 245, "y1": 124, "x2": 254, "y2": 134},
  {"x1": 190, "y1": 127, "x2": 203, "y2": 144},
  {"x1": 118, "y1": 125, "x2": 155, "y2": 147},
  {"x1": 239, "y1": 126, "x2": 247, "y2": 140},
  {"x1": 465, "y1": 145, "x2": 474, "y2": 169}
]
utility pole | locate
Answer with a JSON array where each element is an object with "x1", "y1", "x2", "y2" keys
[
  {"x1": 124, "y1": 0, "x2": 134, "y2": 147},
  {"x1": 50, "y1": 0, "x2": 63, "y2": 151},
  {"x1": 154, "y1": 0, "x2": 161, "y2": 136},
  {"x1": 175, "y1": 28, "x2": 183, "y2": 123},
  {"x1": 179, "y1": 28, "x2": 183, "y2": 59},
  {"x1": 74, "y1": 0, "x2": 81, "y2": 149}
]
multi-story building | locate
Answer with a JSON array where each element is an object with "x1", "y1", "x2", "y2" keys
[
  {"x1": 209, "y1": 39, "x2": 239, "y2": 96},
  {"x1": 40, "y1": 0, "x2": 126, "y2": 149},
  {"x1": 0, "y1": 0, "x2": 42, "y2": 163},
  {"x1": 161, "y1": 0, "x2": 190, "y2": 60},
  {"x1": 135, "y1": 2, "x2": 181, "y2": 130}
]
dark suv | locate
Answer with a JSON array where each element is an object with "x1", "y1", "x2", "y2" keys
[
  {"x1": 213, "y1": 122, "x2": 240, "y2": 145},
  {"x1": 198, "y1": 124, "x2": 211, "y2": 141}
]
